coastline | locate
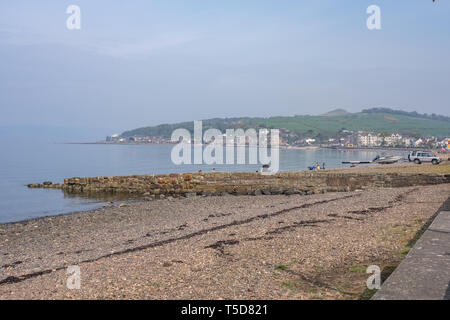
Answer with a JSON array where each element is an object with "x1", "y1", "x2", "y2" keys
[
  {"x1": 29, "y1": 161, "x2": 450, "y2": 197},
  {"x1": 61, "y1": 141, "x2": 436, "y2": 154},
  {"x1": 1, "y1": 161, "x2": 449, "y2": 299},
  {"x1": 17, "y1": 162, "x2": 450, "y2": 226},
  {"x1": 1, "y1": 184, "x2": 449, "y2": 299},
  {"x1": 323, "y1": 146, "x2": 429, "y2": 152}
]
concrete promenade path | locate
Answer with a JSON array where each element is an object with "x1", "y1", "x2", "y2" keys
[{"x1": 373, "y1": 203, "x2": 450, "y2": 300}]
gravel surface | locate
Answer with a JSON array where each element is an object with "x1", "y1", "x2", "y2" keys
[
  {"x1": 333, "y1": 161, "x2": 450, "y2": 174},
  {"x1": 0, "y1": 184, "x2": 449, "y2": 299}
]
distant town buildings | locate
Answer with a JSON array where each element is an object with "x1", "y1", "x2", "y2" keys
[
  {"x1": 357, "y1": 133, "x2": 408, "y2": 147},
  {"x1": 105, "y1": 134, "x2": 120, "y2": 142},
  {"x1": 356, "y1": 132, "x2": 448, "y2": 149},
  {"x1": 105, "y1": 130, "x2": 449, "y2": 150},
  {"x1": 105, "y1": 134, "x2": 173, "y2": 144}
]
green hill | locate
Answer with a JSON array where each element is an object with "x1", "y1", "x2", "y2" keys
[
  {"x1": 121, "y1": 108, "x2": 450, "y2": 140},
  {"x1": 320, "y1": 108, "x2": 351, "y2": 117}
]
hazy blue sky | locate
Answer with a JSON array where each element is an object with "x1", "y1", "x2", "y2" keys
[{"x1": 1, "y1": 1, "x2": 449, "y2": 139}]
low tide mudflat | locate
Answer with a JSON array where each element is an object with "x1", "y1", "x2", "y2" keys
[{"x1": 0, "y1": 180, "x2": 449, "y2": 299}]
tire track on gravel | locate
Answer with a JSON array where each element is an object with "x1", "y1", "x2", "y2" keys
[{"x1": 0, "y1": 193, "x2": 360, "y2": 286}]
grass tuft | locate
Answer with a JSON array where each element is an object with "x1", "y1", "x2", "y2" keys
[
  {"x1": 349, "y1": 265, "x2": 366, "y2": 273},
  {"x1": 275, "y1": 265, "x2": 289, "y2": 271}
]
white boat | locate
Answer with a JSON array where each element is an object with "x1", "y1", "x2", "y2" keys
[
  {"x1": 372, "y1": 155, "x2": 403, "y2": 164},
  {"x1": 342, "y1": 155, "x2": 403, "y2": 165}
]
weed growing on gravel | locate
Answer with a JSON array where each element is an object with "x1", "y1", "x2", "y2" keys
[
  {"x1": 360, "y1": 288, "x2": 378, "y2": 300},
  {"x1": 314, "y1": 265, "x2": 324, "y2": 271},
  {"x1": 275, "y1": 265, "x2": 289, "y2": 271},
  {"x1": 349, "y1": 265, "x2": 366, "y2": 273},
  {"x1": 281, "y1": 281, "x2": 296, "y2": 290}
]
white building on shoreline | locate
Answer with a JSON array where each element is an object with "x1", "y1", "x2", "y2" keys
[
  {"x1": 357, "y1": 132, "x2": 416, "y2": 147},
  {"x1": 383, "y1": 133, "x2": 403, "y2": 146},
  {"x1": 358, "y1": 133, "x2": 382, "y2": 147}
]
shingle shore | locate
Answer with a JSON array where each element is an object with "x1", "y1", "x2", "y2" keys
[{"x1": 1, "y1": 183, "x2": 449, "y2": 299}]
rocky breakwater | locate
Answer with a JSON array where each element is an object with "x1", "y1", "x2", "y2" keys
[
  {"x1": 28, "y1": 168, "x2": 450, "y2": 199},
  {"x1": 27, "y1": 181, "x2": 62, "y2": 189}
]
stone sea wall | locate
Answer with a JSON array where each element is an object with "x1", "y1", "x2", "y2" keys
[{"x1": 28, "y1": 171, "x2": 450, "y2": 198}]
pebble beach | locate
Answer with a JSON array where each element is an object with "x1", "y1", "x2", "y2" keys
[{"x1": 1, "y1": 179, "x2": 449, "y2": 299}]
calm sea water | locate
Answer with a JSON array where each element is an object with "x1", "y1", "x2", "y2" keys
[{"x1": 0, "y1": 138, "x2": 405, "y2": 223}]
